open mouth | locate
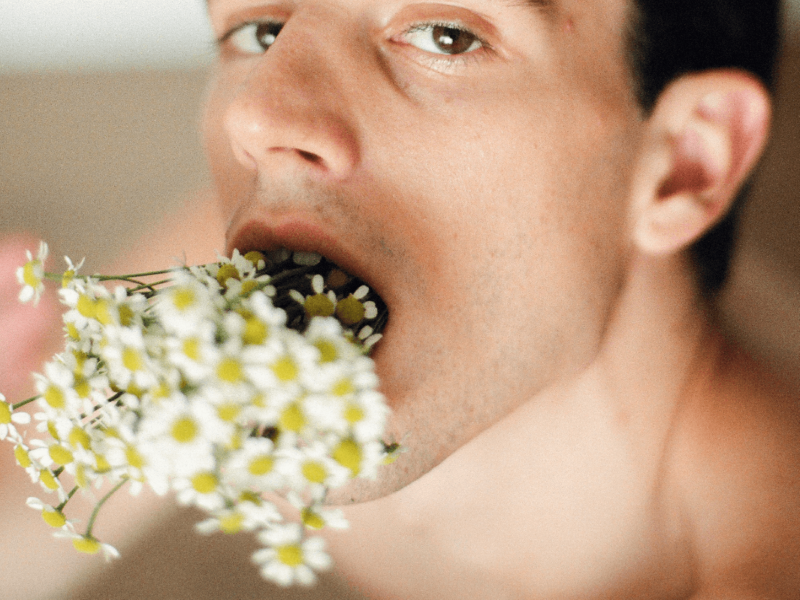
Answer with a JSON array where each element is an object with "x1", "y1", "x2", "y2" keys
[{"x1": 249, "y1": 248, "x2": 389, "y2": 353}]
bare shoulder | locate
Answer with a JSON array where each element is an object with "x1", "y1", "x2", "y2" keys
[{"x1": 669, "y1": 336, "x2": 800, "y2": 598}]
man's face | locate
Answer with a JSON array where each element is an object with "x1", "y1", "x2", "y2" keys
[{"x1": 204, "y1": 0, "x2": 644, "y2": 502}]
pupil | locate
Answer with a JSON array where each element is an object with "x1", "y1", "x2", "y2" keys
[
  {"x1": 432, "y1": 26, "x2": 474, "y2": 54},
  {"x1": 256, "y1": 22, "x2": 283, "y2": 50}
]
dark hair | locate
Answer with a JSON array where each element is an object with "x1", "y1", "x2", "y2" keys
[{"x1": 626, "y1": 0, "x2": 782, "y2": 295}]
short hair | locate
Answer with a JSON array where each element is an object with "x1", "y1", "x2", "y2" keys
[{"x1": 625, "y1": 0, "x2": 782, "y2": 296}]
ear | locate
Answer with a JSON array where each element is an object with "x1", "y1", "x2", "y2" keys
[{"x1": 630, "y1": 70, "x2": 771, "y2": 255}]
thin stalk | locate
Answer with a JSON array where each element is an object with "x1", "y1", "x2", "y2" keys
[
  {"x1": 12, "y1": 395, "x2": 40, "y2": 411},
  {"x1": 57, "y1": 486, "x2": 79, "y2": 511},
  {"x1": 86, "y1": 478, "x2": 128, "y2": 538}
]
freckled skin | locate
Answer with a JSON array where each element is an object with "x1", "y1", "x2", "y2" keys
[{"x1": 202, "y1": 0, "x2": 800, "y2": 597}]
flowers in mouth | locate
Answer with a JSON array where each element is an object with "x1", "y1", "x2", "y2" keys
[{"x1": 4, "y1": 243, "x2": 398, "y2": 587}]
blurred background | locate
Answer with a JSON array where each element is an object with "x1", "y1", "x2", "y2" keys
[{"x1": 0, "y1": 0, "x2": 798, "y2": 598}]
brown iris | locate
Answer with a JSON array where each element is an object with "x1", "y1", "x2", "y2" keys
[
  {"x1": 432, "y1": 26, "x2": 478, "y2": 55},
  {"x1": 255, "y1": 22, "x2": 283, "y2": 51}
]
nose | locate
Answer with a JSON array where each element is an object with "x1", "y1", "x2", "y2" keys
[{"x1": 223, "y1": 17, "x2": 361, "y2": 181}]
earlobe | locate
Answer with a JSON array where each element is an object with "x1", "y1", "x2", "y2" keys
[{"x1": 632, "y1": 71, "x2": 771, "y2": 255}]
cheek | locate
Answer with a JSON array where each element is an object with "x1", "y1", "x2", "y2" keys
[{"x1": 201, "y1": 71, "x2": 256, "y2": 222}]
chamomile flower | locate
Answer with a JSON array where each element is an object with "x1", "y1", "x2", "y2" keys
[
  {"x1": 253, "y1": 523, "x2": 332, "y2": 587},
  {"x1": 290, "y1": 274, "x2": 338, "y2": 320},
  {"x1": 16, "y1": 241, "x2": 48, "y2": 304},
  {"x1": 61, "y1": 255, "x2": 85, "y2": 288},
  {"x1": 286, "y1": 493, "x2": 349, "y2": 531},
  {"x1": 222, "y1": 436, "x2": 284, "y2": 492},
  {"x1": 173, "y1": 468, "x2": 228, "y2": 511},
  {"x1": 4, "y1": 241, "x2": 395, "y2": 587},
  {"x1": 0, "y1": 394, "x2": 30, "y2": 442},
  {"x1": 195, "y1": 501, "x2": 280, "y2": 535},
  {"x1": 153, "y1": 270, "x2": 216, "y2": 336},
  {"x1": 279, "y1": 442, "x2": 351, "y2": 499},
  {"x1": 55, "y1": 531, "x2": 120, "y2": 561},
  {"x1": 26, "y1": 497, "x2": 75, "y2": 531}
]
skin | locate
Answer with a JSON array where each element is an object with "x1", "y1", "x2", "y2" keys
[{"x1": 199, "y1": 0, "x2": 800, "y2": 597}]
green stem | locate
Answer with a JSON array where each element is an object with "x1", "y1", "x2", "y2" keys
[
  {"x1": 94, "y1": 269, "x2": 178, "y2": 280},
  {"x1": 12, "y1": 395, "x2": 40, "y2": 411},
  {"x1": 86, "y1": 478, "x2": 128, "y2": 538},
  {"x1": 127, "y1": 278, "x2": 172, "y2": 294},
  {"x1": 57, "y1": 486, "x2": 79, "y2": 511}
]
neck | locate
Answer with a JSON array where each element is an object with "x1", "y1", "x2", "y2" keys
[{"x1": 333, "y1": 252, "x2": 716, "y2": 599}]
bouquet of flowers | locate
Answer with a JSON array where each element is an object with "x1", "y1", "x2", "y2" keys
[{"x1": 2, "y1": 242, "x2": 398, "y2": 586}]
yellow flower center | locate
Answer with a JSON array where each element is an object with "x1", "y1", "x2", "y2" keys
[
  {"x1": 304, "y1": 294, "x2": 335, "y2": 318},
  {"x1": 219, "y1": 512, "x2": 244, "y2": 534},
  {"x1": 0, "y1": 402, "x2": 11, "y2": 425},
  {"x1": 69, "y1": 427, "x2": 91, "y2": 449},
  {"x1": 122, "y1": 347, "x2": 144, "y2": 372},
  {"x1": 239, "y1": 491, "x2": 262, "y2": 505},
  {"x1": 66, "y1": 323, "x2": 81, "y2": 340},
  {"x1": 279, "y1": 403, "x2": 305, "y2": 432},
  {"x1": 74, "y1": 379, "x2": 91, "y2": 398},
  {"x1": 301, "y1": 508, "x2": 325, "y2": 530},
  {"x1": 243, "y1": 318, "x2": 268, "y2": 345},
  {"x1": 94, "y1": 299, "x2": 114, "y2": 325},
  {"x1": 277, "y1": 544, "x2": 304, "y2": 567},
  {"x1": 126, "y1": 445, "x2": 145, "y2": 469},
  {"x1": 332, "y1": 378, "x2": 355, "y2": 397},
  {"x1": 39, "y1": 470, "x2": 60, "y2": 490},
  {"x1": 314, "y1": 340, "x2": 338, "y2": 363},
  {"x1": 191, "y1": 472, "x2": 218, "y2": 494},
  {"x1": 182, "y1": 338, "x2": 201, "y2": 361},
  {"x1": 77, "y1": 294, "x2": 96, "y2": 319},
  {"x1": 336, "y1": 295, "x2": 366, "y2": 325},
  {"x1": 42, "y1": 507, "x2": 67, "y2": 528},
  {"x1": 118, "y1": 304, "x2": 135, "y2": 326},
  {"x1": 22, "y1": 260, "x2": 41, "y2": 288},
  {"x1": 344, "y1": 403, "x2": 365, "y2": 424},
  {"x1": 333, "y1": 439, "x2": 362, "y2": 476},
  {"x1": 271, "y1": 356, "x2": 298, "y2": 382},
  {"x1": 217, "y1": 357, "x2": 244, "y2": 383},
  {"x1": 248, "y1": 455, "x2": 274, "y2": 476},
  {"x1": 240, "y1": 280, "x2": 260, "y2": 296},
  {"x1": 73, "y1": 537, "x2": 101, "y2": 554},
  {"x1": 216, "y1": 264, "x2": 240, "y2": 288},
  {"x1": 171, "y1": 417, "x2": 198, "y2": 443},
  {"x1": 49, "y1": 445, "x2": 74, "y2": 466},
  {"x1": 94, "y1": 453, "x2": 112, "y2": 473},
  {"x1": 75, "y1": 464, "x2": 89, "y2": 488},
  {"x1": 44, "y1": 384, "x2": 66, "y2": 409},
  {"x1": 172, "y1": 287, "x2": 196, "y2": 311},
  {"x1": 302, "y1": 461, "x2": 327, "y2": 484},
  {"x1": 244, "y1": 250, "x2": 266, "y2": 267},
  {"x1": 14, "y1": 445, "x2": 32, "y2": 468},
  {"x1": 217, "y1": 403, "x2": 241, "y2": 422}
]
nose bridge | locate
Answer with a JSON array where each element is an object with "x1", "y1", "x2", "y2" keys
[{"x1": 224, "y1": 9, "x2": 361, "y2": 179}]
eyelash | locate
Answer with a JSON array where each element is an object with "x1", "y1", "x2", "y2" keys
[{"x1": 217, "y1": 18, "x2": 491, "y2": 67}]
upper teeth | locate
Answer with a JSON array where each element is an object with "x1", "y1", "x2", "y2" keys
[{"x1": 292, "y1": 251, "x2": 323, "y2": 266}]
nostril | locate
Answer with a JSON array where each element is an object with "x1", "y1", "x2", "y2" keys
[{"x1": 297, "y1": 150, "x2": 323, "y2": 165}]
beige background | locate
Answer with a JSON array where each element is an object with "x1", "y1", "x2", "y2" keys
[{"x1": 0, "y1": 25, "x2": 799, "y2": 600}]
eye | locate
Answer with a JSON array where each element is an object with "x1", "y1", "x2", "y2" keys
[
  {"x1": 402, "y1": 23, "x2": 483, "y2": 56},
  {"x1": 223, "y1": 21, "x2": 284, "y2": 54}
]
